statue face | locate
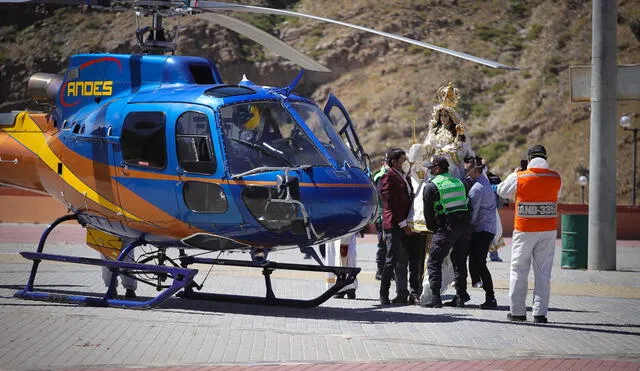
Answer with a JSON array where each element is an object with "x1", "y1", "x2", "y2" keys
[{"x1": 439, "y1": 110, "x2": 451, "y2": 125}]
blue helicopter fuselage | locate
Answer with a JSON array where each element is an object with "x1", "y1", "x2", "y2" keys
[{"x1": 1, "y1": 53, "x2": 379, "y2": 251}]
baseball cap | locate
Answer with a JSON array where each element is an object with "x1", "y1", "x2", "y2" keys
[
  {"x1": 423, "y1": 155, "x2": 449, "y2": 170},
  {"x1": 527, "y1": 144, "x2": 547, "y2": 160}
]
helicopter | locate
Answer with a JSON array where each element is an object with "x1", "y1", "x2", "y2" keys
[{"x1": 0, "y1": 0, "x2": 517, "y2": 309}]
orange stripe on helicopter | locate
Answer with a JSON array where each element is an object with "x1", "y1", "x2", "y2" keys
[
  {"x1": 1, "y1": 112, "x2": 144, "y2": 222},
  {"x1": 113, "y1": 169, "x2": 371, "y2": 188},
  {"x1": 48, "y1": 138, "x2": 210, "y2": 238}
]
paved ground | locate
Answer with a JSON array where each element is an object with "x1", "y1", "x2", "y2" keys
[{"x1": 0, "y1": 223, "x2": 639, "y2": 371}]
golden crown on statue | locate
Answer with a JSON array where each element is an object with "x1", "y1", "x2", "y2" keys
[{"x1": 436, "y1": 82, "x2": 461, "y2": 108}]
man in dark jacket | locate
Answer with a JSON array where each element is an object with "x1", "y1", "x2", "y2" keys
[
  {"x1": 378, "y1": 148, "x2": 413, "y2": 305},
  {"x1": 422, "y1": 155, "x2": 472, "y2": 308}
]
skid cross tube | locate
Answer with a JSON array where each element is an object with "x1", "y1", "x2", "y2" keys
[
  {"x1": 24, "y1": 214, "x2": 78, "y2": 291},
  {"x1": 15, "y1": 252, "x2": 198, "y2": 309},
  {"x1": 179, "y1": 256, "x2": 360, "y2": 308}
]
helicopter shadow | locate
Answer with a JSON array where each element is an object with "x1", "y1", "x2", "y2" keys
[{"x1": 157, "y1": 296, "x2": 463, "y2": 324}]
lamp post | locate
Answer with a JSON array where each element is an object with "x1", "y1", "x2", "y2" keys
[
  {"x1": 578, "y1": 175, "x2": 588, "y2": 204},
  {"x1": 620, "y1": 115, "x2": 638, "y2": 206}
]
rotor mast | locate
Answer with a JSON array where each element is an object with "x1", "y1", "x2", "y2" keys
[{"x1": 134, "y1": 0, "x2": 196, "y2": 54}]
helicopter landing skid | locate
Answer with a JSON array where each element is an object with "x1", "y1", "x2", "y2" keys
[
  {"x1": 178, "y1": 256, "x2": 360, "y2": 308},
  {"x1": 13, "y1": 214, "x2": 198, "y2": 309},
  {"x1": 15, "y1": 252, "x2": 198, "y2": 309}
]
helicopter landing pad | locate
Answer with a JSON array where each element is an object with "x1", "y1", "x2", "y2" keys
[{"x1": 0, "y1": 223, "x2": 639, "y2": 370}]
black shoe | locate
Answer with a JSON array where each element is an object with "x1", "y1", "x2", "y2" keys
[
  {"x1": 421, "y1": 296, "x2": 442, "y2": 308},
  {"x1": 444, "y1": 292, "x2": 471, "y2": 307},
  {"x1": 472, "y1": 281, "x2": 483, "y2": 288},
  {"x1": 375, "y1": 272, "x2": 382, "y2": 281},
  {"x1": 533, "y1": 315, "x2": 548, "y2": 324},
  {"x1": 334, "y1": 291, "x2": 346, "y2": 299},
  {"x1": 507, "y1": 313, "x2": 527, "y2": 322},
  {"x1": 391, "y1": 295, "x2": 408, "y2": 304},
  {"x1": 346, "y1": 289, "x2": 356, "y2": 300},
  {"x1": 408, "y1": 293, "x2": 420, "y2": 305},
  {"x1": 380, "y1": 296, "x2": 390, "y2": 305},
  {"x1": 125, "y1": 289, "x2": 136, "y2": 299},
  {"x1": 479, "y1": 298, "x2": 498, "y2": 309}
]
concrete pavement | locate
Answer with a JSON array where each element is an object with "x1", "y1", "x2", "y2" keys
[{"x1": 0, "y1": 223, "x2": 639, "y2": 370}]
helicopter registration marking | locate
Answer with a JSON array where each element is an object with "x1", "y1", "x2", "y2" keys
[{"x1": 66, "y1": 81, "x2": 113, "y2": 97}]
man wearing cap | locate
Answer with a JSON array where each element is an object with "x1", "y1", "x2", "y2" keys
[
  {"x1": 497, "y1": 144, "x2": 562, "y2": 324},
  {"x1": 421, "y1": 155, "x2": 472, "y2": 308}
]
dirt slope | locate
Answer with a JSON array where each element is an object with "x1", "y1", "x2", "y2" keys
[{"x1": 1, "y1": 0, "x2": 639, "y2": 203}]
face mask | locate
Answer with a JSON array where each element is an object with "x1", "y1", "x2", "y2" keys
[{"x1": 402, "y1": 161, "x2": 411, "y2": 174}]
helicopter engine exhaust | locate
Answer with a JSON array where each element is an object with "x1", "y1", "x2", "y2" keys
[{"x1": 27, "y1": 73, "x2": 63, "y2": 105}]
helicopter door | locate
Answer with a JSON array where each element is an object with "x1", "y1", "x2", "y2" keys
[
  {"x1": 173, "y1": 106, "x2": 243, "y2": 229},
  {"x1": 113, "y1": 107, "x2": 181, "y2": 229},
  {"x1": 323, "y1": 94, "x2": 371, "y2": 172}
]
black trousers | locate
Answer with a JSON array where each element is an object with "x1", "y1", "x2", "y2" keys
[
  {"x1": 380, "y1": 227, "x2": 409, "y2": 298},
  {"x1": 468, "y1": 231, "x2": 496, "y2": 299},
  {"x1": 404, "y1": 232, "x2": 428, "y2": 296},
  {"x1": 427, "y1": 215, "x2": 471, "y2": 294}
]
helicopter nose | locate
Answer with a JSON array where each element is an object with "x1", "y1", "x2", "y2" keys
[{"x1": 304, "y1": 173, "x2": 378, "y2": 239}]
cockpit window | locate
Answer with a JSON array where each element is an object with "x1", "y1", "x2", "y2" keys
[
  {"x1": 289, "y1": 102, "x2": 362, "y2": 169},
  {"x1": 220, "y1": 101, "x2": 329, "y2": 175}
]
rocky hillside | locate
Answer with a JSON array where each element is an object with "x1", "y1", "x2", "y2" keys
[{"x1": 1, "y1": 0, "x2": 639, "y2": 204}]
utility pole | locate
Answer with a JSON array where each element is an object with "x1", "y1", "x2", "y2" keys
[{"x1": 588, "y1": 0, "x2": 617, "y2": 270}]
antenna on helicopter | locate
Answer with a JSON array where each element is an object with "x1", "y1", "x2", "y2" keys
[{"x1": 279, "y1": 69, "x2": 305, "y2": 97}]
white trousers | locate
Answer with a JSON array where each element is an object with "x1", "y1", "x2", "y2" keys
[
  {"x1": 325, "y1": 234, "x2": 358, "y2": 292},
  {"x1": 509, "y1": 230, "x2": 556, "y2": 316},
  {"x1": 101, "y1": 252, "x2": 138, "y2": 290},
  {"x1": 489, "y1": 210, "x2": 506, "y2": 252}
]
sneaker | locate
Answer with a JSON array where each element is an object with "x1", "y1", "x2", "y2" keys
[
  {"x1": 507, "y1": 313, "x2": 527, "y2": 322},
  {"x1": 125, "y1": 289, "x2": 136, "y2": 299},
  {"x1": 479, "y1": 298, "x2": 498, "y2": 309},
  {"x1": 533, "y1": 315, "x2": 548, "y2": 324},
  {"x1": 391, "y1": 295, "x2": 408, "y2": 304},
  {"x1": 380, "y1": 296, "x2": 391, "y2": 305}
]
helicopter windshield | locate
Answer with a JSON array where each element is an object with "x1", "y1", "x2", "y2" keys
[
  {"x1": 220, "y1": 101, "x2": 330, "y2": 175},
  {"x1": 289, "y1": 102, "x2": 362, "y2": 169}
]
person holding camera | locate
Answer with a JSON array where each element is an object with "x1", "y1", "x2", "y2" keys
[{"x1": 497, "y1": 145, "x2": 562, "y2": 324}]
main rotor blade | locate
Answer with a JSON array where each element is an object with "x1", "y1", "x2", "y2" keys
[
  {"x1": 198, "y1": 11, "x2": 330, "y2": 72},
  {"x1": 192, "y1": 1, "x2": 519, "y2": 71}
]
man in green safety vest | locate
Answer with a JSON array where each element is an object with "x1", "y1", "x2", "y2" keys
[{"x1": 421, "y1": 155, "x2": 472, "y2": 308}]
